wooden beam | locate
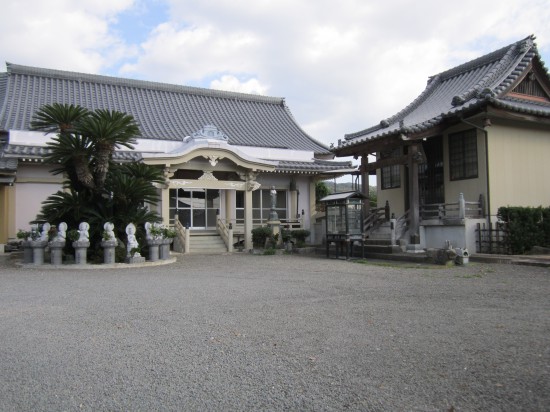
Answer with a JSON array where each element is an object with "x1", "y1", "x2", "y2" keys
[{"x1": 362, "y1": 154, "x2": 409, "y2": 173}]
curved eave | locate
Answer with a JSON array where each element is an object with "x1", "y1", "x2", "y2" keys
[{"x1": 143, "y1": 143, "x2": 278, "y2": 172}]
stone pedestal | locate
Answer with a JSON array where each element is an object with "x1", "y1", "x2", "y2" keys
[
  {"x1": 22, "y1": 241, "x2": 33, "y2": 264},
  {"x1": 147, "y1": 239, "x2": 162, "y2": 262},
  {"x1": 49, "y1": 240, "x2": 66, "y2": 265},
  {"x1": 126, "y1": 254, "x2": 146, "y2": 264},
  {"x1": 101, "y1": 240, "x2": 118, "y2": 264},
  {"x1": 73, "y1": 241, "x2": 90, "y2": 265},
  {"x1": 30, "y1": 240, "x2": 48, "y2": 265},
  {"x1": 267, "y1": 220, "x2": 282, "y2": 247},
  {"x1": 159, "y1": 239, "x2": 173, "y2": 260}
]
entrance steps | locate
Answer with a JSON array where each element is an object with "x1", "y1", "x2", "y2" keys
[
  {"x1": 189, "y1": 231, "x2": 228, "y2": 254},
  {"x1": 360, "y1": 222, "x2": 403, "y2": 255}
]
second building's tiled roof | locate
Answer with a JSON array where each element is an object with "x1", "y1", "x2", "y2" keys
[{"x1": 339, "y1": 35, "x2": 550, "y2": 151}]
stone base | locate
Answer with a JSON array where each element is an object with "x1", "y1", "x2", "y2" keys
[
  {"x1": 406, "y1": 244, "x2": 425, "y2": 254},
  {"x1": 126, "y1": 256, "x2": 146, "y2": 264}
]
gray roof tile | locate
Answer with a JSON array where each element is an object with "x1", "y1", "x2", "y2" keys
[
  {"x1": 275, "y1": 159, "x2": 354, "y2": 173},
  {"x1": 0, "y1": 63, "x2": 330, "y2": 155},
  {"x1": 340, "y1": 35, "x2": 550, "y2": 151}
]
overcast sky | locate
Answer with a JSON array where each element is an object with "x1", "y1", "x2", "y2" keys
[{"x1": 2, "y1": 0, "x2": 550, "y2": 150}]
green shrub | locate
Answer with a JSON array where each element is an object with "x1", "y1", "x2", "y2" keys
[
  {"x1": 497, "y1": 206, "x2": 549, "y2": 254},
  {"x1": 252, "y1": 226, "x2": 272, "y2": 248},
  {"x1": 291, "y1": 229, "x2": 310, "y2": 247}
]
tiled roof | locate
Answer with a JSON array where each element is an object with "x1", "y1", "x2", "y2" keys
[
  {"x1": 2, "y1": 144, "x2": 142, "y2": 162},
  {"x1": 339, "y1": 35, "x2": 550, "y2": 151},
  {"x1": 0, "y1": 63, "x2": 330, "y2": 155},
  {"x1": 274, "y1": 159, "x2": 355, "y2": 174}
]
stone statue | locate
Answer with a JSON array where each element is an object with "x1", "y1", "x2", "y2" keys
[
  {"x1": 126, "y1": 223, "x2": 139, "y2": 255},
  {"x1": 56, "y1": 222, "x2": 67, "y2": 242},
  {"x1": 78, "y1": 222, "x2": 90, "y2": 242},
  {"x1": 270, "y1": 186, "x2": 277, "y2": 209},
  {"x1": 39, "y1": 223, "x2": 51, "y2": 241},
  {"x1": 104, "y1": 222, "x2": 116, "y2": 241},
  {"x1": 144, "y1": 222, "x2": 152, "y2": 240}
]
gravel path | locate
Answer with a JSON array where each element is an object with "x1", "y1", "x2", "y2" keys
[{"x1": 0, "y1": 253, "x2": 549, "y2": 411}]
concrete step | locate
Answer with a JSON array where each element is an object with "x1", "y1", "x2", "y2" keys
[
  {"x1": 189, "y1": 233, "x2": 228, "y2": 254},
  {"x1": 364, "y1": 238, "x2": 392, "y2": 246}
]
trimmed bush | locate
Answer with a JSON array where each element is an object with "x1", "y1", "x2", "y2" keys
[
  {"x1": 497, "y1": 206, "x2": 549, "y2": 254},
  {"x1": 291, "y1": 229, "x2": 311, "y2": 247},
  {"x1": 251, "y1": 226, "x2": 272, "y2": 248}
]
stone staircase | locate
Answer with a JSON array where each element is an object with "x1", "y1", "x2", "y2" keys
[
  {"x1": 189, "y1": 231, "x2": 228, "y2": 254},
  {"x1": 360, "y1": 222, "x2": 403, "y2": 256}
]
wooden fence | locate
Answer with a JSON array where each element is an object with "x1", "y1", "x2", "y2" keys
[{"x1": 475, "y1": 222, "x2": 511, "y2": 254}]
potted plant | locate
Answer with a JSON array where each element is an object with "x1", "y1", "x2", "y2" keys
[{"x1": 17, "y1": 229, "x2": 33, "y2": 263}]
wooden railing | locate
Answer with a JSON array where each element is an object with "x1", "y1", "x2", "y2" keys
[
  {"x1": 217, "y1": 216, "x2": 233, "y2": 252},
  {"x1": 173, "y1": 216, "x2": 190, "y2": 254},
  {"x1": 363, "y1": 201, "x2": 390, "y2": 237},
  {"x1": 393, "y1": 210, "x2": 409, "y2": 242},
  {"x1": 280, "y1": 218, "x2": 303, "y2": 230},
  {"x1": 421, "y1": 194, "x2": 484, "y2": 221}
]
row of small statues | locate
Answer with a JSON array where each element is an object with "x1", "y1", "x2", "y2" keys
[{"x1": 28, "y1": 221, "x2": 165, "y2": 256}]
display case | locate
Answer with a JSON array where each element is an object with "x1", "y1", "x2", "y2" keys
[{"x1": 321, "y1": 191, "x2": 365, "y2": 258}]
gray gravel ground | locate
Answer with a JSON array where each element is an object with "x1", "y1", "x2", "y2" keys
[{"x1": 0, "y1": 253, "x2": 549, "y2": 411}]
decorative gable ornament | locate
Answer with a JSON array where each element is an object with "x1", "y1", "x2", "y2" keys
[{"x1": 190, "y1": 125, "x2": 229, "y2": 142}]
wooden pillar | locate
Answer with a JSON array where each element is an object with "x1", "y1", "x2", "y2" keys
[
  {"x1": 408, "y1": 144, "x2": 420, "y2": 244},
  {"x1": 361, "y1": 154, "x2": 370, "y2": 215},
  {"x1": 161, "y1": 186, "x2": 170, "y2": 225},
  {"x1": 225, "y1": 189, "x2": 235, "y2": 223},
  {"x1": 244, "y1": 189, "x2": 253, "y2": 250}
]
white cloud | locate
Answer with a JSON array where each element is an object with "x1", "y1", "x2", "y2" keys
[
  {"x1": 0, "y1": 0, "x2": 135, "y2": 72},
  {"x1": 120, "y1": 22, "x2": 261, "y2": 84},
  {"x1": 210, "y1": 75, "x2": 269, "y2": 95},
  {"x1": 2, "y1": 0, "x2": 550, "y2": 149}
]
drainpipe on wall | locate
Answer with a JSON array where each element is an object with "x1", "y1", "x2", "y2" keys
[{"x1": 459, "y1": 116, "x2": 491, "y2": 222}]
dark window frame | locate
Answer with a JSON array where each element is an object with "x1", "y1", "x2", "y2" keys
[
  {"x1": 449, "y1": 129, "x2": 478, "y2": 181},
  {"x1": 380, "y1": 148, "x2": 401, "y2": 190}
]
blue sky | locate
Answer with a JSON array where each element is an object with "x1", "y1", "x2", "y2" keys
[{"x1": 1, "y1": 0, "x2": 550, "y2": 150}]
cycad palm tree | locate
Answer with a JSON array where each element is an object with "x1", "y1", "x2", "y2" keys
[
  {"x1": 78, "y1": 109, "x2": 140, "y2": 191},
  {"x1": 31, "y1": 104, "x2": 95, "y2": 190},
  {"x1": 30, "y1": 102, "x2": 89, "y2": 134}
]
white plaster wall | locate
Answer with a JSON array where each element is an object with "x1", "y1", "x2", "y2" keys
[
  {"x1": 13, "y1": 164, "x2": 63, "y2": 231},
  {"x1": 15, "y1": 183, "x2": 62, "y2": 230},
  {"x1": 422, "y1": 219, "x2": 485, "y2": 252}
]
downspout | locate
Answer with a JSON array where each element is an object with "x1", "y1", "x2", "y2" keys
[{"x1": 459, "y1": 116, "x2": 491, "y2": 222}]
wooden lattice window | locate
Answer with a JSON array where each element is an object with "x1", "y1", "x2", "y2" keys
[
  {"x1": 449, "y1": 129, "x2": 478, "y2": 181},
  {"x1": 381, "y1": 148, "x2": 401, "y2": 189}
]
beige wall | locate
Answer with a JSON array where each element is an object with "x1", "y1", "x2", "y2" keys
[
  {"x1": 376, "y1": 167, "x2": 406, "y2": 217},
  {"x1": 443, "y1": 125, "x2": 488, "y2": 209},
  {"x1": 13, "y1": 164, "x2": 63, "y2": 235},
  {"x1": 0, "y1": 185, "x2": 15, "y2": 242},
  {"x1": 487, "y1": 121, "x2": 550, "y2": 215}
]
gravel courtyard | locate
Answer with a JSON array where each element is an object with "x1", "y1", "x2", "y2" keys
[{"x1": 0, "y1": 253, "x2": 549, "y2": 411}]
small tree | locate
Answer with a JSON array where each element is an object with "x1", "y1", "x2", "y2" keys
[{"x1": 31, "y1": 103, "x2": 165, "y2": 261}]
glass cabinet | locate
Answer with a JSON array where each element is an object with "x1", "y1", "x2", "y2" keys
[{"x1": 321, "y1": 191, "x2": 366, "y2": 258}]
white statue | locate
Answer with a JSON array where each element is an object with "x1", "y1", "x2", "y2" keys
[
  {"x1": 104, "y1": 222, "x2": 116, "y2": 241},
  {"x1": 126, "y1": 223, "x2": 139, "y2": 255},
  {"x1": 78, "y1": 222, "x2": 90, "y2": 242},
  {"x1": 40, "y1": 223, "x2": 51, "y2": 241},
  {"x1": 56, "y1": 222, "x2": 67, "y2": 242},
  {"x1": 144, "y1": 222, "x2": 152, "y2": 240}
]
